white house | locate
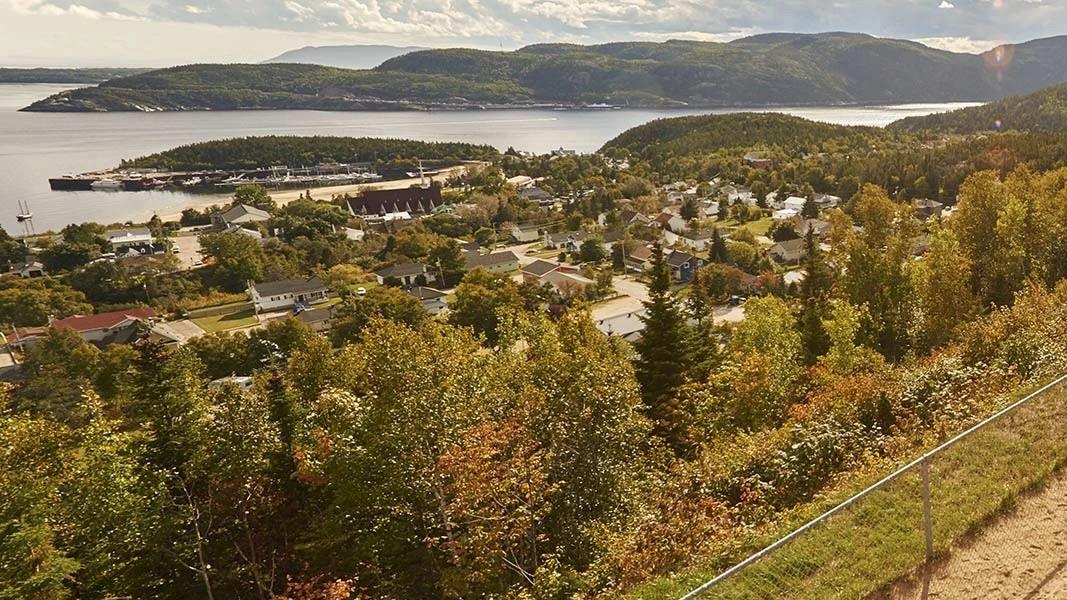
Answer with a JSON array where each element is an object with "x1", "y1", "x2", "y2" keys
[
  {"x1": 773, "y1": 208, "x2": 800, "y2": 220},
  {"x1": 16, "y1": 261, "x2": 45, "y2": 278},
  {"x1": 510, "y1": 224, "x2": 541, "y2": 243},
  {"x1": 106, "y1": 227, "x2": 155, "y2": 252},
  {"x1": 783, "y1": 196, "x2": 808, "y2": 212},
  {"x1": 596, "y1": 310, "x2": 647, "y2": 342},
  {"x1": 662, "y1": 229, "x2": 716, "y2": 252},
  {"x1": 249, "y1": 276, "x2": 329, "y2": 313}
]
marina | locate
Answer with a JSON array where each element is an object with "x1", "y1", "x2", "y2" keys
[{"x1": 47, "y1": 163, "x2": 384, "y2": 192}]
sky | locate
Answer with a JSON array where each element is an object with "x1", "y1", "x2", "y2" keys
[{"x1": 1, "y1": 0, "x2": 1065, "y2": 67}]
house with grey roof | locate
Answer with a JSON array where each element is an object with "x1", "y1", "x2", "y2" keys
[
  {"x1": 217, "y1": 203, "x2": 271, "y2": 226},
  {"x1": 464, "y1": 250, "x2": 519, "y2": 274},
  {"x1": 375, "y1": 263, "x2": 436, "y2": 287},
  {"x1": 249, "y1": 276, "x2": 329, "y2": 313},
  {"x1": 769, "y1": 238, "x2": 808, "y2": 264},
  {"x1": 406, "y1": 286, "x2": 448, "y2": 314},
  {"x1": 666, "y1": 251, "x2": 703, "y2": 282}
]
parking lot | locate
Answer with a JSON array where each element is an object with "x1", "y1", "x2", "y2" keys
[{"x1": 170, "y1": 233, "x2": 203, "y2": 269}]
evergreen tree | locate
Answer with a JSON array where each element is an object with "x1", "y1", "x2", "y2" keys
[
  {"x1": 633, "y1": 243, "x2": 693, "y2": 454},
  {"x1": 798, "y1": 228, "x2": 833, "y2": 364},
  {"x1": 709, "y1": 227, "x2": 728, "y2": 263},
  {"x1": 802, "y1": 196, "x2": 819, "y2": 219}
]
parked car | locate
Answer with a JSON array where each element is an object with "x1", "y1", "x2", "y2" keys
[{"x1": 356, "y1": 287, "x2": 367, "y2": 296}]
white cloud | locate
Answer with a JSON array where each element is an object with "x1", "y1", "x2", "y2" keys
[
  {"x1": 938, "y1": 0, "x2": 954, "y2": 7},
  {"x1": 629, "y1": 29, "x2": 760, "y2": 43},
  {"x1": 183, "y1": 4, "x2": 203, "y2": 14},
  {"x1": 914, "y1": 36, "x2": 1000, "y2": 54}
]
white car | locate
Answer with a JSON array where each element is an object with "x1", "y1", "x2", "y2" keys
[{"x1": 356, "y1": 287, "x2": 367, "y2": 296}]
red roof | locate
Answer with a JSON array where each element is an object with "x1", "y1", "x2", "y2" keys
[
  {"x1": 51, "y1": 307, "x2": 156, "y2": 333},
  {"x1": 653, "y1": 213, "x2": 674, "y2": 225}
]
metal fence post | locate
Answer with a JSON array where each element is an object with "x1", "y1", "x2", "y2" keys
[{"x1": 921, "y1": 458, "x2": 934, "y2": 562}]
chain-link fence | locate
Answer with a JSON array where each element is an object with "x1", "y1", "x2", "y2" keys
[{"x1": 681, "y1": 374, "x2": 1067, "y2": 600}]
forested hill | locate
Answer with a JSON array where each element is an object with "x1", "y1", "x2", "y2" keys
[
  {"x1": 119, "y1": 136, "x2": 500, "y2": 171},
  {"x1": 600, "y1": 113, "x2": 893, "y2": 158},
  {"x1": 889, "y1": 82, "x2": 1067, "y2": 133},
  {"x1": 22, "y1": 33, "x2": 1067, "y2": 112},
  {"x1": 0, "y1": 67, "x2": 149, "y2": 84}
]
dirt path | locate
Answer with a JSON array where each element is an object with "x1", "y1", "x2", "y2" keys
[{"x1": 893, "y1": 470, "x2": 1067, "y2": 599}]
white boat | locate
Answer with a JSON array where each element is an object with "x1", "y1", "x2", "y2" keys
[
  {"x1": 91, "y1": 178, "x2": 123, "y2": 190},
  {"x1": 180, "y1": 176, "x2": 203, "y2": 187}
]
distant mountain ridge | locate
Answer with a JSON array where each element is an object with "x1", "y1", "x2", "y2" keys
[
  {"x1": 0, "y1": 67, "x2": 149, "y2": 84},
  {"x1": 262, "y1": 45, "x2": 427, "y2": 70},
  {"x1": 23, "y1": 33, "x2": 1067, "y2": 112}
]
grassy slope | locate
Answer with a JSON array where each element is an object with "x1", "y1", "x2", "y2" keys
[{"x1": 625, "y1": 378, "x2": 1067, "y2": 599}]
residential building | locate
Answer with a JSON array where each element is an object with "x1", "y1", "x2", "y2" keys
[
  {"x1": 814, "y1": 193, "x2": 842, "y2": 209},
  {"x1": 297, "y1": 307, "x2": 333, "y2": 333},
  {"x1": 625, "y1": 245, "x2": 654, "y2": 272},
  {"x1": 375, "y1": 263, "x2": 435, "y2": 287},
  {"x1": 769, "y1": 238, "x2": 808, "y2": 264},
  {"x1": 663, "y1": 228, "x2": 716, "y2": 252},
  {"x1": 16, "y1": 261, "x2": 45, "y2": 278},
  {"x1": 666, "y1": 251, "x2": 704, "y2": 282},
  {"x1": 336, "y1": 226, "x2": 366, "y2": 241},
  {"x1": 249, "y1": 276, "x2": 329, "y2": 313},
  {"x1": 652, "y1": 212, "x2": 688, "y2": 232},
  {"x1": 346, "y1": 187, "x2": 444, "y2": 219},
  {"x1": 544, "y1": 230, "x2": 590, "y2": 250},
  {"x1": 796, "y1": 218, "x2": 832, "y2": 238},
  {"x1": 506, "y1": 175, "x2": 535, "y2": 189},
  {"x1": 51, "y1": 306, "x2": 157, "y2": 347},
  {"x1": 209, "y1": 376, "x2": 254, "y2": 390},
  {"x1": 596, "y1": 310, "x2": 647, "y2": 342},
  {"x1": 742, "y1": 151, "x2": 774, "y2": 169},
  {"x1": 782, "y1": 196, "x2": 808, "y2": 212},
  {"x1": 510, "y1": 224, "x2": 541, "y2": 243},
  {"x1": 618, "y1": 209, "x2": 650, "y2": 225},
  {"x1": 521, "y1": 260, "x2": 561, "y2": 283},
  {"x1": 519, "y1": 187, "x2": 555, "y2": 206},
  {"x1": 773, "y1": 208, "x2": 800, "y2": 220},
  {"x1": 223, "y1": 224, "x2": 264, "y2": 241},
  {"x1": 215, "y1": 203, "x2": 271, "y2": 227},
  {"x1": 407, "y1": 286, "x2": 449, "y2": 315},
  {"x1": 464, "y1": 250, "x2": 520, "y2": 274},
  {"x1": 106, "y1": 227, "x2": 156, "y2": 253},
  {"x1": 913, "y1": 198, "x2": 944, "y2": 222}
]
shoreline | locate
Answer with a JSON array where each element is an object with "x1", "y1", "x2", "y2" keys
[{"x1": 152, "y1": 164, "x2": 472, "y2": 222}]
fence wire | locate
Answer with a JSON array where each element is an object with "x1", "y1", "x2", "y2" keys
[{"x1": 682, "y1": 375, "x2": 1067, "y2": 600}]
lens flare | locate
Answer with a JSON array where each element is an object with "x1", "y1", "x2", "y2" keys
[{"x1": 984, "y1": 44, "x2": 1014, "y2": 73}]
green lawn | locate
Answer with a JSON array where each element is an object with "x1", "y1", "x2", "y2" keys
[
  {"x1": 191, "y1": 308, "x2": 258, "y2": 333},
  {"x1": 739, "y1": 217, "x2": 774, "y2": 236},
  {"x1": 185, "y1": 300, "x2": 252, "y2": 319},
  {"x1": 625, "y1": 379, "x2": 1067, "y2": 599}
]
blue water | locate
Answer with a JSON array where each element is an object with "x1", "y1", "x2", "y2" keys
[{"x1": 0, "y1": 83, "x2": 979, "y2": 233}]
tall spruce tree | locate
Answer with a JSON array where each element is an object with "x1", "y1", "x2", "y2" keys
[
  {"x1": 798, "y1": 228, "x2": 834, "y2": 364},
  {"x1": 634, "y1": 243, "x2": 693, "y2": 454},
  {"x1": 709, "y1": 227, "x2": 728, "y2": 263}
]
